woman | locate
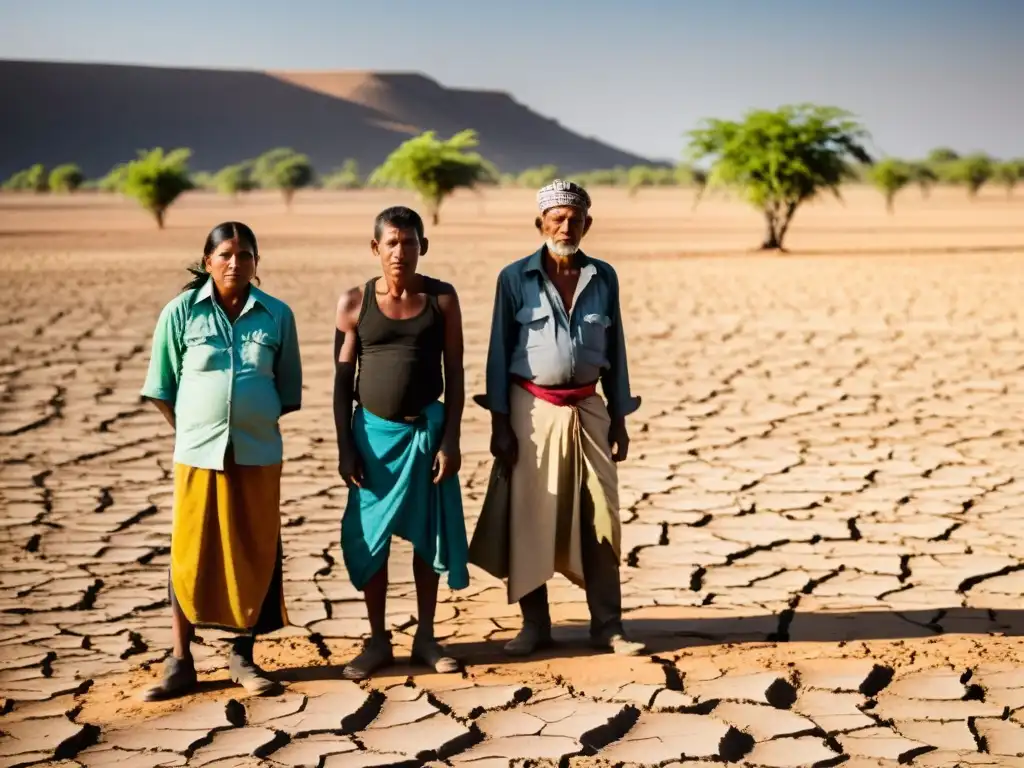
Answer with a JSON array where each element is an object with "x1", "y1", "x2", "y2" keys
[{"x1": 140, "y1": 221, "x2": 303, "y2": 700}]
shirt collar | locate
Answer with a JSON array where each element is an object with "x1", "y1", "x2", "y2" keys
[
  {"x1": 195, "y1": 276, "x2": 216, "y2": 303},
  {"x1": 195, "y1": 278, "x2": 267, "y2": 316},
  {"x1": 525, "y1": 245, "x2": 593, "y2": 274}
]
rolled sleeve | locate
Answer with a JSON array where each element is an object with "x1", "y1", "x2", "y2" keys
[
  {"x1": 274, "y1": 306, "x2": 303, "y2": 408},
  {"x1": 484, "y1": 270, "x2": 516, "y2": 414},
  {"x1": 140, "y1": 300, "x2": 183, "y2": 403},
  {"x1": 601, "y1": 269, "x2": 640, "y2": 421}
]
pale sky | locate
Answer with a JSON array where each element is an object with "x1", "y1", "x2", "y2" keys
[{"x1": 2, "y1": 0, "x2": 1022, "y2": 161}]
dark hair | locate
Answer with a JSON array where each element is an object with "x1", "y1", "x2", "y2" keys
[
  {"x1": 183, "y1": 221, "x2": 260, "y2": 292},
  {"x1": 373, "y1": 206, "x2": 425, "y2": 242}
]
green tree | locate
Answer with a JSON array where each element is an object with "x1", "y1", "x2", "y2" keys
[
  {"x1": 275, "y1": 155, "x2": 314, "y2": 208},
  {"x1": 993, "y1": 160, "x2": 1024, "y2": 198},
  {"x1": 570, "y1": 167, "x2": 628, "y2": 188},
  {"x1": 3, "y1": 164, "x2": 48, "y2": 192},
  {"x1": 369, "y1": 129, "x2": 497, "y2": 225},
  {"x1": 251, "y1": 148, "x2": 296, "y2": 186},
  {"x1": 686, "y1": 103, "x2": 871, "y2": 250},
  {"x1": 48, "y1": 164, "x2": 85, "y2": 193},
  {"x1": 214, "y1": 162, "x2": 256, "y2": 197},
  {"x1": 190, "y1": 171, "x2": 216, "y2": 190},
  {"x1": 927, "y1": 147, "x2": 960, "y2": 164},
  {"x1": 947, "y1": 153, "x2": 994, "y2": 199},
  {"x1": 626, "y1": 165, "x2": 677, "y2": 196},
  {"x1": 321, "y1": 159, "x2": 363, "y2": 190},
  {"x1": 252, "y1": 148, "x2": 313, "y2": 208},
  {"x1": 925, "y1": 148, "x2": 961, "y2": 185},
  {"x1": 517, "y1": 164, "x2": 559, "y2": 189},
  {"x1": 908, "y1": 162, "x2": 938, "y2": 198},
  {"x1": 98, "y1": 163, "x2": 128, "y2": 193},
  {"x1": 868, "y1": 158, "x2": 913, "y2": 213},
  {"x1": 119, "y1": 148, "x2": 194, "y2": 229}
]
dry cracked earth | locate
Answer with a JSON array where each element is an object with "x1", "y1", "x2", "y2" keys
[{"x1": 4, "y1": 188, "x2": 1024, "y2": 768}]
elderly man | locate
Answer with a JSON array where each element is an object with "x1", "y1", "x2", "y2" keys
[{"x1": 472, "y1": 179, "x2": 645, "y2": 657}]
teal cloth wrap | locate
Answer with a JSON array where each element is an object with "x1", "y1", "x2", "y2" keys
[{"x1": 341, "y1": 400, "x2": 470, "y2": 591}]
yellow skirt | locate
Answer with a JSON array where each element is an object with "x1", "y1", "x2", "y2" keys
[{"x1": 171, "y1": 452, "x2": 287, "y2": 633}]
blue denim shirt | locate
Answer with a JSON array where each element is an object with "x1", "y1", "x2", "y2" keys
[{"x1": 484, "y1": 247, "x2": 640, "y2": 420}]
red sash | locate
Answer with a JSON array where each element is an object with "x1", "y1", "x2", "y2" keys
[{"x1": 513, "y1": 376, "x2": 597, "y2": 407}]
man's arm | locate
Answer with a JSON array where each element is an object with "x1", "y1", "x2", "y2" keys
[
  {"x1": 437, "y1": 284, "x2": 464, "y2": 449},
  {"x1": 483, "y1": 269, "x2": 517, "y2": 423},
  {"x1": 600, "y1": 267, "x2": 641, "y2": 425},
  {"x1": 334, "y1": 287, "x2": 363, "y2": 483},
  {"x1": 141, "y1": 300, "x2": 182, "y2": 430}
]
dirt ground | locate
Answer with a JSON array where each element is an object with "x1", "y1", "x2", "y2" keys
[{"x1": 4, "y1": 185, "x2": 1024, "y2": 767}]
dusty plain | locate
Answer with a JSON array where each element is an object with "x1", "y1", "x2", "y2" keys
[{"x1": 3, "y1": 186, "x2": 1024, "y2": 767}]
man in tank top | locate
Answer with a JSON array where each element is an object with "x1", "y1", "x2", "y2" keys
[
  {"x1": 333, "y1": 206, "x2": 470, "y2": 680},
  {"x1": 470, "y1": 180, "x2": 646, "y2": 658}
]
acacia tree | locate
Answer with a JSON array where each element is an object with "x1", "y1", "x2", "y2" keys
[
  {"x1": 517, "y1": 164, "x2": 559, "y2": 189},
  {"x1": 369, "y1": 129, "x2": 497, "y2": 225},
  {"x1": 994, "y1": 160, "x2": 1023, "y2": 198},
  {"x1": 908, "y1": 162, "x2": 938, "y2": 198},
  {"x1": 321, "y1": 159, "x2": 363, "y2": 190},
  {"x1": 626, "y1": 165, "x2": 676, "y2": 197},
  {"x1": 252, "y1": 148, "x2": 314, "y2": 208},
  {"x1": 118, "y1": 148, "x2": 194, "y2": 228},
  {"x1": 3, "y1": 164, "x2": 48, "y2": 192},
  {"x1": 98, "y1": 163, "x2": 128, "y2": 193},
  {"x1": 48, "y1": 164, "x2": 85, "y2": 193},
  {"x1": 687, "y1": 104, "x2": 871, "y2": 250},
  {"x1": 947, "y1": 153, "x2": 994, "y2": 199},
  {"x1": 868, "y1": 158, "x2": 912, "y2": 214},
  {"x1": 675, "y1": 164, "x2": 708, "y2": 208},
  {"x1": 214, "y1": 162, "x2": 256, "y2": 198}
]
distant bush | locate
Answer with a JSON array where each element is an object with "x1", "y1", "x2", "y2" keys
[
  {"x1": 570, "y1": 167, "x2": 628, "y2": 188},
  {"x1": 3, "y1": 164, "x2": 48, "y2": 192},
  {"x1": 369, "y1": 129, "x2": 498, "y2": 225},
  {"x1": 48, "y1": 164, "x2": 85, "y2": 193},
  {"x1": 252, "y1": 148, "x2": 313, "y2": 208},
  {"x1": 214, "y1": 162, "x2": 256, "y2": 197},
  {"x1": 994, "y1": 160, "x2": 1024, "y2": 198},
  {"x1": 867, "y1": 158, "x2": 913, "y2": 213},
  {"x1": 320, "y1": 159, "x2": 363, "y2": 190},
  {"x1": 907, "y1": 162, "x2": 938, "y2": 198},
  {"x1": 626, "y1": 165, "x2": 677, "y2": 196},
  {"x1": 190, "y1": 171, "x2": 217, "y2": 191},
  {"x1": 926, "y1": 147, "x2": 960, "y2": 165},
  {"x1": 946, "y1": 154, "x2": 994, "y2": 199},
  {"x1": 516, "y1": 164, "x2": 559, "y2": 189},
  {"x1": 118, "y1": 148, "x2": 194, "y2": 228},
  {"x1": 98, "y1": 163, "x2": 129, "y2": 193}
]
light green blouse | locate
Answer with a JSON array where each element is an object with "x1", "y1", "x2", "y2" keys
[{"x1": 141, "y1": 278, "x2": 303, "y2": 470}]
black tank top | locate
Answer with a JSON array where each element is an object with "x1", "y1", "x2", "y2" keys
[{"x1": 355, "y1": 276, "x2": 445, "y2": 421}]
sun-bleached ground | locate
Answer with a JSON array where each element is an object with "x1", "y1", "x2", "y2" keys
[{"x1": 4, "y1": 186, "x2": 1024, "y2": 767}]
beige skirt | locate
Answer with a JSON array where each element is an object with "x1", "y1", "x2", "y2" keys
[{"x1": 501, "y1": 383, "x2": 621, "y2": 603}]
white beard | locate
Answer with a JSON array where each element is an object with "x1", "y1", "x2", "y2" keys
[{"x1": 546, "y1": 238, "x2": 579, "y2": 259}]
